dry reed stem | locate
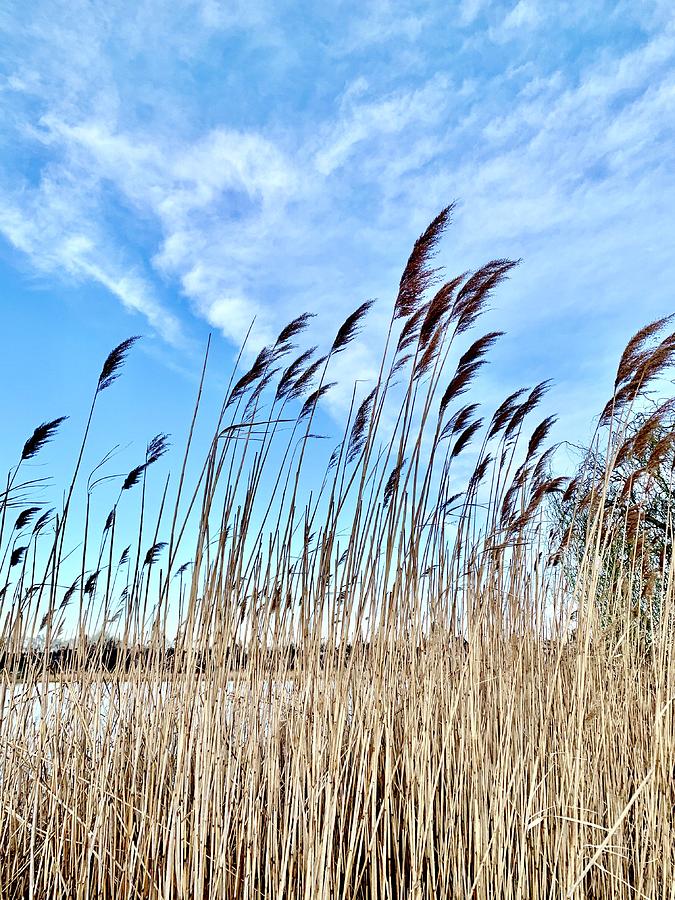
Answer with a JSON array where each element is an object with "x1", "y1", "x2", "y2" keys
[{"x1": 0, "y1": 213, "x2": 674, "y2": 899}]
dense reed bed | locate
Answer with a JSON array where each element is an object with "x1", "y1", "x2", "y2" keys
[{"x1": 1, "y1": 208, "x2": 674, "y2": 899}]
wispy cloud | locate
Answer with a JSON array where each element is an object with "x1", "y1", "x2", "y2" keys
[
  {"x1": 458, "y1": 0, "x2": 487, "y2": 26},
  {"x1": 500, "y1": 0, "x2": 540, "y2": 33},
  {"x1": 1, "y1": 0, "x2": 674, "y2": 433},
  {"x1": 314, "y1": 75, "x2": 449, "y2": 176},
  {"x1": 334, "y1": 0, "x2": 431, "y2": 53},
  {"x1": 0, "y1": 176, "x2": 184, "y2": 345}
]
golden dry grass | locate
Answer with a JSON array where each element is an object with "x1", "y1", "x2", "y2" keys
[{"x1": 1, "y1": 210, "x2": 674, "y2": 898}]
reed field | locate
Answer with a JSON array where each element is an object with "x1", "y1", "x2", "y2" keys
[{"x1": 1, "y1": 208, "x2": 674, "y2": 899}]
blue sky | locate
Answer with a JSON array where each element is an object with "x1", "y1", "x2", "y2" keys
[{"x1": 1, "y1": 0, "x2": 675, "y2": 487}]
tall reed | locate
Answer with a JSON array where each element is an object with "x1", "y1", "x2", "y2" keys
[{"x1": 0, "y1": 210, "x2": 673, "y2": 899}]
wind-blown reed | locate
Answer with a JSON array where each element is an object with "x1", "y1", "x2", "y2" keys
[{"x1": 0, "y1": 210, "x2": 674, "y2": 899}]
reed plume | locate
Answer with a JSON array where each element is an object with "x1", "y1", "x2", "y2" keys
[
  {"x1": 20, "y1": 416, "x2": 68, "y2": 461},
  {"x1": 1, "y1": 208, "x2": 673, "y2": 900},
  {"x1": 143, "y1": 541, "x2": 167, "y2": 567},
  {"x1": 276, "y1": 348, "x2": 317, "y2": 401},
  {"x1": 287, "y1": 355, "x2": 327, "y2": 400},
  {"x1": 439, "y1": 331, "x2": 503, "y2": 416},
  {"x1": 346, "y1": 388, "x2": 377, "y2": 463},
  {"x1": 331, "y1": 300, "x2": 375, "y2": 354},
  {"x1": 275, "y1": 312, "x2": 314, "y2": 350},
  {"x1": 394, "y1": 204, "x2": 454, "y2": 318},
  {"x1": 451, "y1": 417, "x2": 484, "y2": 459},
  {"x1": 9, "y1": 545, "x2": 26, "y2": 567},
  {"x1": 97, "y1": 337, "x2": 140, "y2": 393},
  {"x1": 13, "y1": 506, "x2": 41, "y2": 531},
  {"x1": 299, "y1": 383, "x2": 336, "y2": 420}
]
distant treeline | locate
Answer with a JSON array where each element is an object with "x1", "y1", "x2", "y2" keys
[
  {"x1": 0, "y1": 636, "x2": 479, "y2": 676},
  {"x1": 0, "y1": 639, "x2": 340, "y2": 676}
]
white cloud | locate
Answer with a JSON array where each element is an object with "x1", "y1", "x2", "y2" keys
[
  {"x1": 0, "y1": 195, "x2": 184, "y2": 345},
  {"x1": 314, "y1": 75, "x2": 449, "y2": 175},
  {"x1": 77, "y1": 259, "x2": 184, "y2": 344},
  {"x1": 1, "y1": 0, "x2": 675, "y2": 435},
  {"x1": 458, "y1": 0, "x2": 486, "y2": 26},
  {"x1": 202, "y1": 295, "x2": 266, "y2": 345},
  {"x1": 197, "y1": 0, "x2": 269, "y2": 29},
  {"x1": 338, "y1": 1, "x2": 429, "y2": 53},
  {"x1": 1, "y1": 110, "x2": 300, "y2": 348},
  {"x1": 502, "y1": 0, "x2": 540, "y2": 31}
]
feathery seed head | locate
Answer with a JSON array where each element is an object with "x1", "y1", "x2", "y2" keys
[
  {"x1": 21, "y1": 417, "x2": 68, "y2": 461},
  {"x1": 97, "y1": 337, "x2": 140, "y2": 393}
]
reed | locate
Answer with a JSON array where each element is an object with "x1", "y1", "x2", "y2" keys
[{"x1": 0, "y1": 211, "x2": 674, "y2": 899}]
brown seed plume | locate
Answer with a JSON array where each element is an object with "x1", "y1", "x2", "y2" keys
[
  {"x1": 388, "y1": 354, "x2": 412, "y2": 385},
  {"x1": 394, "y1": 205, "x2": 455, "y2": 319},
  {"x1": 632, "y1": 406, "x2": 673, "y2": 459},
  {"x1": 244, "y1": 367, "x2": 281, "y2": 417},
  {"x1": 439, "y1": 332, "x2": 503, "y2": 417},
  {"x1": 84, "y1": 571, "x2": 99, "y2": 595},
  {"x1": 615, "y1": 315, "x2": 673, "y2": 387},
  {"x1": 457, "y1": 331, "x2": 504, "y2": 373},
  {"x1": 97, "y1": 337, "x2": 141, "y2": 393},
  {"x1": 647, "y1": 432, "x2": 675, "y2": 472},
  {"x1": 174, "y1": 561, "x2": 193, "y2": 579},
  {"x1": 21, "y1": 417, "x2": 68, "y2": 461},
  {"x1": 288, "y1": 356, "x2": 327, "y2": 400},
  {"x1": 10, "y1": 545, "x2": 27, "y2": 567},
  {"x1": 122, "y1": 465, "x2": 146, "y2": 491},
  {"x1": 227, "y1": 346, "x2": 274, "y2": 408},
  {"x1": 439, "y1": 363, "x2": 483, "y2": 416},
  {"x1": 414, "y1": 324, "x2": 444, "y2": 380},
  {"x1": 384, "y1": 459, "x2": 406, "y2": 507},
  {"x1": 451, "y1": 260, "x2": 518, "y2": 334},
  {"x1": 440, "y1": 403, "x2": 480, "y2": 440},
  {"x1": 32, "y1": 508, "x2": 54, "y2": 535},
  {"x1": 526, "y1": 416, "x2": 557, "y2": 461},
  {"x1": 331, "y1": 301, "x2": 375, "y2": 354},
  {"x1": 396, "y1": 307, "x2": 427, "y2": 355},
  {"x1": 60, "y1": 576, "x2": 80, "y2": 609},
  {"x1": 418, "y1": 274, "x2": 464, "y2": 349},
  {"x1": 602, "y1": 332, "x2": 675, "y2": 424},
  {"x1": 500, "y1": 481, "x2": 521, "y2": 526},
  {"x1": 468, "y1": 454, "x2": 493, "y2": 492},
  {"x1": 561, "y1": 476, "x2": 579, "y2": 505},
  {"x1": 276, "y1": 348, "x2": 317, "y2": 402},
  {"x1": 451, "y1": 419, "x2": 484, "y2": 459},
  {"x1": 619, "y1": 468, "x2": 646, "y2": 503},
  {"x1": 531, "y1": 445, "x2": 558, "y2": 489},
  {"x1": 14, "y1": 506, "x2": 41, "y2": 531},
  {"x1": 144, "y1": 542, "x2": 167, "y2": 567},
  {"x1": 505, "y1": 381, "x2": 552, "y2": 439},
  {"x1": 510, "y1": 477, "x2": 568, "y2": 531},
  {"x1": 347, "y1": 388, "x2": 377, "y2": 463},
  {"x1": 488, "y1": 389, "x2": 527, "y2": 440},
  {"x1": 299, "y1": 383, "x2": 336, "y2": 421},
  {"x1": 146, "y1": 433, "x2": 171, "y2": 465},
  {"x1": 275, "y1": 313, "x2": 315, "y2": 349},
  {"x1": 440, "y1": 492, "x2": 464, "y2": 515},
  {"x1": 118, "y1": 546, "x2": 130, "y2": 567}
]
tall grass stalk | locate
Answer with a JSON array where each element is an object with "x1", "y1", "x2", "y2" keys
[{"x1": 0, "y1": 213, "x2": 674, "y2": 899}]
